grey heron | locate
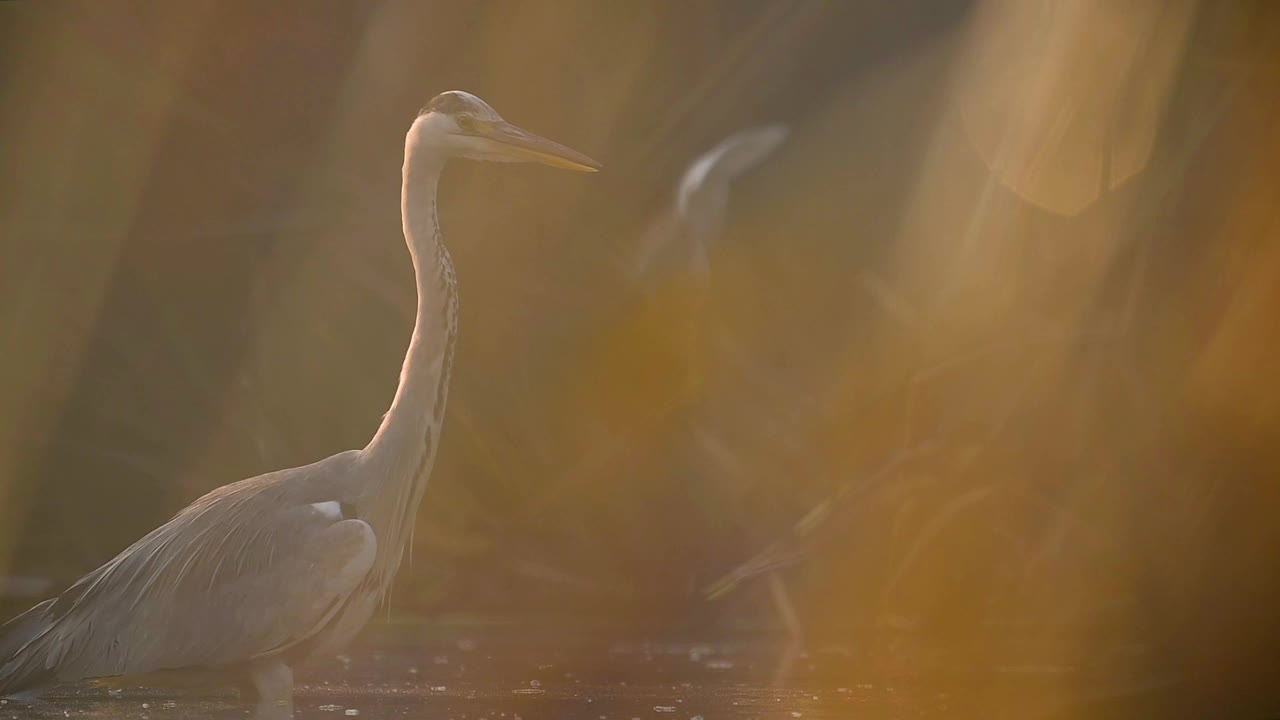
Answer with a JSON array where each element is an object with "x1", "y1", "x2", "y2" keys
[{"x1": 0, "y1": 91, "x2": 599, "y2": 715}]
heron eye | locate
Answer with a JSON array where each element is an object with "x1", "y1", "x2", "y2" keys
[{"x1": 457, "y1": 116, "x2": 478, "y2": 132}]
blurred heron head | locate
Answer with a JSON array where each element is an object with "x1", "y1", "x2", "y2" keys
[{"x1": 676, "y1": 124, "x2": 789, "y2": 218}]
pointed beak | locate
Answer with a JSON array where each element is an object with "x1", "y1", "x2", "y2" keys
[{"x1": 484, "y1": 121, "x2": 602, "y2": 172}]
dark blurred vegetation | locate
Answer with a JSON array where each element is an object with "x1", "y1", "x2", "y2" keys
[{"x1": 2, "y1": 0, "x2": 1279, "y2": 715}]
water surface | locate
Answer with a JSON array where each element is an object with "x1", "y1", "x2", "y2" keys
[{"x1": 0, "y1": 623, "x2": 1139, "y2": 719}]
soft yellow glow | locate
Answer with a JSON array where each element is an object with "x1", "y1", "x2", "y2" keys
[{"x1": 3, "y1": 3, "x2": 1277, "y2": 714}]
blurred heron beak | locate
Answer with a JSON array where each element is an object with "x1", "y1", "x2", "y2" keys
[{"x1": 485, "y1": 121, "x2": 601, "y2": 172}]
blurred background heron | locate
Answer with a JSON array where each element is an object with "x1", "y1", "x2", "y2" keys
[{"x1": 630, "y1": 124, "x2": 789, "y2": 280}]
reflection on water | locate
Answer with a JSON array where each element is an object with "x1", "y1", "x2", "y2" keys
[{"x1": 0, "y1": 623, "x2": 1172, "y2": 719}]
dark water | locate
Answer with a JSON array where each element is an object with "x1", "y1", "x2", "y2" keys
[{"x1": 1, "y1": 623, "x2": 1158, "y2": 719}]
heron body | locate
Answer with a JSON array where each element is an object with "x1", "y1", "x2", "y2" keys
[{"x1": 0, "y1": 91, "x2": 599, "y2": 714}]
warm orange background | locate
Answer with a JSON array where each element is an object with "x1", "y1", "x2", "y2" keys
[{"x1": 2, "y1": 0, "x2": 1278, "y2": 712}]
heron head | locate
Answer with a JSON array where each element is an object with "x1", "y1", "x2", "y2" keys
[{"x1": 410, "y1": 91, "x2": 600, "y2": 172}]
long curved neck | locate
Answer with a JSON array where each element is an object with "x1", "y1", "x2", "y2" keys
[{"x1": 360, "y1": 142, "x2": 458, "y2": 580}]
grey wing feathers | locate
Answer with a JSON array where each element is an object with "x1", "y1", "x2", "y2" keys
[
  {"x1": 0, "y1": 451, "x2": 375, "y2": 690},
  {"x1": 0, "y1": 599, "x2": 58, "y2": 694}
]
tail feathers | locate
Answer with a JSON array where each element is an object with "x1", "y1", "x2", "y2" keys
[{"x1": 0, "y1": 598, "x2": 58, "y2": 697}]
